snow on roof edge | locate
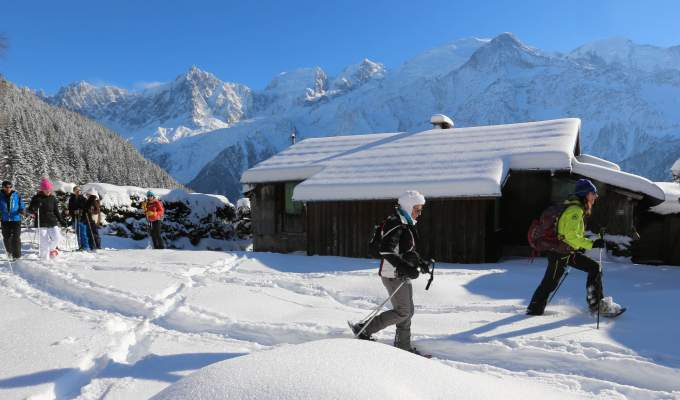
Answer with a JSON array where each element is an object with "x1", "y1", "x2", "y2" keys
[
  {"x1": 576, "y1": 154, "x2": 621, "y2": 171},
  {"x1": 649, "y1": 181, "x2": 680, "y2": 215},
  {"x1": 572, "y1": 158, "x2": 664, "y2": 201},
  {"x1": 241, "y1": 165, "x2": 325, "y2": 184}
]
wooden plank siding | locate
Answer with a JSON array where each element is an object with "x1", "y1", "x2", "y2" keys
[
  {"x1": 306, "y1": 198, "x2": 499, "y2": 263},
  {"x1": 251, "y1": 183, "x2": 307, "y2": 253},
  {"x1": 633, "y1": 212, "x2": 680, "y2": 266}
]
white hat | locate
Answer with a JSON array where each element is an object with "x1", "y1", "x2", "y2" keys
[
  {"x1": 86, "y1": 187, "x2": 98, "y2": 197},
  {"x1": 398, "y1": 190, "x2": 425, "y2": 213}
]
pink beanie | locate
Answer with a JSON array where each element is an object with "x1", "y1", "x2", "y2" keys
[{"x1": 39, "y1": 177, "x2": 53, "y2": 192}]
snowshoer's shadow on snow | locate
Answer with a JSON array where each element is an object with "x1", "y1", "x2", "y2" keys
[
  {"x1": 0, "y1": 352, "x2": 244, "y2": 396},
  {"x1": 442, "y1": 314, "x2": 587, "y2": 343}
]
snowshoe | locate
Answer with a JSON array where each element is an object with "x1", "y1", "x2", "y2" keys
[
  {"x1": 408, "y1": 347, "x2": 432, "y2": 359},
  {"x1": 594, "y1": 296, "x2": 626, "y2": 318},
  {"x1": 347, "y1": 321, "x2": 374, "y2": 341}
]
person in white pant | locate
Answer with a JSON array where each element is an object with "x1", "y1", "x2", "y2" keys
[{"x1": 28, "y1": 178, "x2": 66, "y2": 260}]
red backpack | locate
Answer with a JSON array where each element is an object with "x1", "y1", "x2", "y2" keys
[{"x1": 527, "y1": 204, "x2": 572, "y2": 259}]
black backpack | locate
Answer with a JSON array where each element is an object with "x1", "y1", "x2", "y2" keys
[{"x1": 368, "y1": 220, "x2": 386, "y2": 258}]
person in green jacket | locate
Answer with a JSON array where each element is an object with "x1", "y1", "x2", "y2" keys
[{"x1": 527, "y1": 179, "x2": 617, "y2": 316}]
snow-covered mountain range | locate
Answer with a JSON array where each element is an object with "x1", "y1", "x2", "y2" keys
[{"x1": 47, "y1": 33, "x2": 680, "y2": 200}]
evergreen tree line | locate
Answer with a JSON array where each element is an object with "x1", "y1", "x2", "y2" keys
[{"x1": 0, "y1": 78, "x2": 182, "y2": 197}]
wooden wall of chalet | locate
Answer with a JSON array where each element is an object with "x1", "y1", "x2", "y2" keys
[
  {"x1": 588, "y1": 185, "x2": 641, "y2": 237},
  {"x1": 251, "y1": 183, "x2": 306, "y2": 253},
  {"x1": 306, "y1": 198, "x2": 499, "y2": 263},
  {"x1": 500, "y1": 171, "x2": 552, "y2": 254},
  {"x1": 499, "y1": 171, "x2": 642, "y2": 256},
  {"x1": 632, "y1": 212, "x2": 680, "y2": 266}
]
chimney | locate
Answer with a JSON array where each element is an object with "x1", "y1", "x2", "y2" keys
[{"x1": 430, "y1": 114, "x2": 454, "y2": 129}]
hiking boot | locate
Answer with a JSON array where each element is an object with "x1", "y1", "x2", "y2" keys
[
  {"x1": 526, "y1": 308, "x2": 544, "y2": 316},
  {"x1": 598, "y1": 296, "x2": 623, "y2": 316},
  {"x1": 406, "y1": 347, "x2": 432, "y2": 358},
  {"x1": 350, "y1": 322, "x2": 374, "y2": 341}
]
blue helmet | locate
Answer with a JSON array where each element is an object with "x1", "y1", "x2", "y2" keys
[
  {"x1": 146, "y1": 190, "x2": 156, "y2": 197},
  {"x1": 574, "y1": 179, "x2": 597, "y2": 198}
]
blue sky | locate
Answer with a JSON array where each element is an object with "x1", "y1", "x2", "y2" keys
[{"x1": 2, "y1": 0, "x2": 680, "y2": 94}]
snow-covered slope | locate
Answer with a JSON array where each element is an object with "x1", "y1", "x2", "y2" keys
[
  {"x1": 2, "y1": 240, "x2": 680, "y2": 399},
  {"x1": 0, "y1": 79, "x2": 180, "y2": 196},
  {"x1": 50, "y1": 33, "x2": 680, "y2": 197},
  {"x1": 568, "y1": 37, "x2": 680, "y2": 72}
]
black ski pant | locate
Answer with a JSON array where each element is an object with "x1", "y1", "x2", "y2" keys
[
  {"x1": 150, "y1": 220, "x2": 164, "y2": 249},
  {"x1": 1, "y1": 221, "x2": 22, "y2": 259},
  {"x1": 528, "y1": 251, "x2": 603, "y2": 314}
]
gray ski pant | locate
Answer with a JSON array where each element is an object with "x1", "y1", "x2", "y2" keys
[{"x1": 364, "y1": 277, "x2": 414, "y2": 350}]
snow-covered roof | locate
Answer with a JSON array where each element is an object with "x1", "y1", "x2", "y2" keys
[
  {"x1": 572, "y1": 157, "x2": 665, "y2": 202},
  {"x1": 242, "y1": 118, "x2": 666, "y2": 203},
  {"x1": 292, "y1": 118, "x2": 581, "y2": 200},
  {"x1": 649, "y1": 182, "x2": 680, "y2": 215},
  {"x1": 241, "y1": 132, "x2": 398, "y2": 183}
]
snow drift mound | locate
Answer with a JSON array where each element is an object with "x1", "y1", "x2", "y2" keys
[{"x1": 151, "y1": 339, "x2": 587, "y2": 400}]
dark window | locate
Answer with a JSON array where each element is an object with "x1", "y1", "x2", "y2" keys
[{"x1": 285, "y1": 182, "x2": 303, "y2": 215}]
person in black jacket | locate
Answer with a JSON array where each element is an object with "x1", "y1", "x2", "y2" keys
[
  {"x1": 28, "y1": 178, "x2": 66, "y2": 260},
  {"x1": 66, "y1": 186, "x2": 87, "y2": 250},
  {"x1": 350, "y1": 190, "x2": 430, "y2": 354},
  {"x1": 83, "y1": 188, "x2": 102, "y2": 250}
]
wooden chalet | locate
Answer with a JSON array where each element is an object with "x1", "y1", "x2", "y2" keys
[
  {"x1": 633, "y1": 182, "x2": 680, "y2": 265},
  {"x1": 241, "y1": 117, "x2": 665, "y2": 264}
]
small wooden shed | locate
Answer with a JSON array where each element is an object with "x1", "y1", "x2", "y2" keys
[
  {"x1": 242, "y1": 118, "x2": 665, "y2": 263},
  {"x1": 633, "y1": 182, "x2": 680, "y2": 265}
]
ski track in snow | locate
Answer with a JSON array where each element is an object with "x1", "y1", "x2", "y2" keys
[{"x1": 1, "y1": 241, "x2": 679, "y2": 399}]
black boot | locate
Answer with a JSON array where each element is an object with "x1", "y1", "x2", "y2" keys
[{"x1": 350, "y1": 322, "x2": 374, "y2": 341}]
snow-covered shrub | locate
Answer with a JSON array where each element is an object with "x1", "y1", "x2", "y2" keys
[{"x1": 55, "y1": 183, "x2": 251, "y2": 249}]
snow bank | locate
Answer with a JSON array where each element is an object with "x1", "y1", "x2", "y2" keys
[
  {"x1": 52, "y1": 181, "x2": 251, "y2": 248},
  {"x1": 151, "y1": 339, "x2": 587, "y2": 400},
  {"x1": 649, "y1": 181, "x2": 680, "y2": 215},
  {"x1": 81, "y1": 183, "x2": 171, "y2": 210}
]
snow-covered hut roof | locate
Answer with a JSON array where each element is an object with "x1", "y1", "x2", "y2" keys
[
  {"x1": 572, "y1": 157, "x2": 664, "y2": 202},
  {"x1": 240, "y1": 132, "x2": 398, "y2": 184},
  {"x1": 241, "y1": 118, "x2": 664, "y2": 203},
  {"x1": 649, "y1": 182, "x2": 680, "y2": 215}
]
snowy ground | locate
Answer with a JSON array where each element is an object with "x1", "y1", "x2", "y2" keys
[{"x1": 1, "y1": 230, "x2": 680, "y2": 399}]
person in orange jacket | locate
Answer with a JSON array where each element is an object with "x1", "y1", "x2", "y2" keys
[{"x1": 142, "y1": 191, "x2": 165, "y2": 249}]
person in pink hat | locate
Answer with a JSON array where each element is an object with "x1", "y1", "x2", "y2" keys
[{"x1": 28, "y1": 177, "x2": 66, "y2": 260}]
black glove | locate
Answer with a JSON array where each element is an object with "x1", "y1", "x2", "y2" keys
[
  {"x1": 397, "y1": 265, "x2": 419, "y2": 279},
  {"x1": 592, "y1": 238, "x2": 605, "y2": 248},
  {"x1": 418, "y1": 258, "x2": 432, "y2": 274}
]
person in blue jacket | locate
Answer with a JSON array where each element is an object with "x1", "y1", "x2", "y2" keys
[{"x1": 0, "y1": 180, "x2": 26, "y2": 260}]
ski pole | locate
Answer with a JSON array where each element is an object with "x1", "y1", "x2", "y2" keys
[
  {"x1": 425, "y1": 259, "x2": 435, "y2": 290},
  {"x1": 355, "y1": 280, "x2": 406, "y2": 338},
  {"x1": 85, "y1": 214, "x2": 97, "y2": 253},
  {"x1": 597, "y1": 228, "x2": 606, "y2": 330},
  {"x1": 0, "y1": 233, "x2": 14, "y2": 273},
  {"x1": 547, "y1": 265, "x2": 570, "y2": 306},
  {"x1": 37, "y1": 209, "x2": 41, "y2": 257}
]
